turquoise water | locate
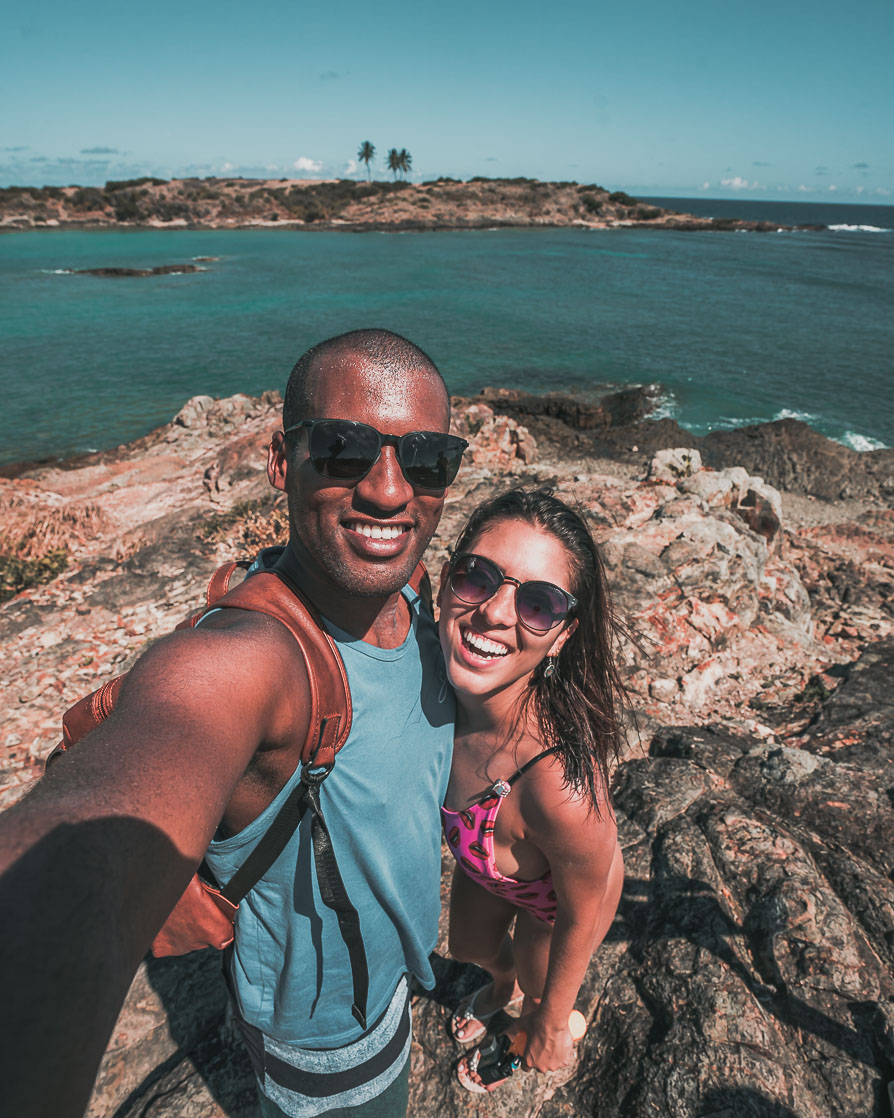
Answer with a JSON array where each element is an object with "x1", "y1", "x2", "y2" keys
[{"x1": 1, "y1": 202, "x2": 892, "y2": 467}]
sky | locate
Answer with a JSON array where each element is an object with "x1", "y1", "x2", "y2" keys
[{"x1": 3, "y1": 0, "x2": 892, "y2": 202}]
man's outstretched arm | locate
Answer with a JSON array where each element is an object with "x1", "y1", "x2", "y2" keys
[{"x1": 0, "y1": 611, "x2": 308, "y2": 1118}]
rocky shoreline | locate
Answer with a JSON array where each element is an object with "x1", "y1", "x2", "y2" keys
[
  {"x1": 0, "y1": 176, "x2": 823, "y2": 234},
  {"x1": 1, "y1": 389, "x2": 892, "y2": 1116}
]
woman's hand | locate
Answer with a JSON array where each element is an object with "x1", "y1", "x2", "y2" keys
[{"x1": 504, "y1": 1012, "x2": 576, "y2": 1073}]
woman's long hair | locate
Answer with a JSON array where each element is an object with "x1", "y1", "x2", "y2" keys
[{"x1": 451, "y1": 487, "x2": 627, "y2": 814}]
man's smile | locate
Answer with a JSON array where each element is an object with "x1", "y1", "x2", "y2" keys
[{"x1": 342, "y1": 517, "x2": 414, "y2": 558}]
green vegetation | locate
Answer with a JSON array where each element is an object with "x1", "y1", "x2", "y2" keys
[
  {"x1": 580, "y1": 193, "x2": 604, "y2": 214},
  {"x1": 0, "y1": 549, "x2": 68, "y2": 604},
  {"x1": 112, "y1": 192, "x2": 143, "y2": 222},
  {"x1": 357, "y1": 140, "x2": 375, "y2": 182},
  {"x1": 386, "y1": 148, "x2": 412, "y2": 180},
  {"x1": 636, "y1": 206, "x2": 662, "y2": 220},
  {"x1": 105, "y1": 176, "x2": 168, "y2": 191},
  {"x1": 608, "y1": 190, "x2": 637, "y2": 206},
  {"x1": 70, "y1": 187, "x2": 107, "y2": 211}
]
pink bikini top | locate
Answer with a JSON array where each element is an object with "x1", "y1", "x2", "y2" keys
[{"x1": 441, "y1": 747, "x2": 560, "y2": 924}]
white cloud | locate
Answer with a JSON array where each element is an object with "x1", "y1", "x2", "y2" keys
[
  {"x1": 700, "y1": 181, "x2": 711, "y2": 191},
  {"x1": 720, "y1": 176, "x2": 764, "y2": 191},
  {"x1": 828, "y1": 184, "x2": 837, "y2": 192},
  {"x1": 293, "y1": 156, "x2": 323, "y2": 174},
  {"x1": 797, "y1": 184, "x2": 816, "y2": 193},
  {"x1": 221, "y1": 161, "x2": 234, "y2": 172},
  {"x1": 855, "y1": 185, "x2": 865, "y2": 195},
  {"x1": 873, "y1": 186, "x2": 891, "y2": 196},
  {"x1": 344, "y1": 159, "x2": 358, "y2": 175}
]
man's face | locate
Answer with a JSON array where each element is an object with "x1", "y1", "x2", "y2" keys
[{"x1": 269, "y1": 353, "x2": 453, "y2": 598}]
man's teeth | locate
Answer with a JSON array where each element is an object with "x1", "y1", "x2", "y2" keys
[
  {"x1": 350, "y1": 523, "x2": 407, "y2": 539},
  {"x1": 463, "y1": 630, "x2": 509, "y2": 657}
]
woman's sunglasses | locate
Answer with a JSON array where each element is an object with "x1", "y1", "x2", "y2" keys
[
  {"x1": 448, "y1": 552, "x2": 577, "y2": 633},
  {"x1": 283, "y1": 418, "x2": 468, "y2": 491}
]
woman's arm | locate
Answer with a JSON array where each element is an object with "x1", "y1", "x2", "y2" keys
[{"x1": 515, "y1": 767, "x2": 622, "y2": 1072}]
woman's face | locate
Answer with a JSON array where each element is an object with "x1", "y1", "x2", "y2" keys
[{"x1": 438, "y1": 518, "x2": 577, "y2": 703}]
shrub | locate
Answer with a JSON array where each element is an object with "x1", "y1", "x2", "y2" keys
[
  {"x1": 609, "y1": 190, "x2": 636, "y2": 206},
  {"x1": 636, "y1": 206, "x2": 661, "y2": 220},
  {"x1": 151, "y1": 199, "x2": 192, "y2": 222},
  {"x1": 105, "y1": 176, "x2": 167, "y2": 192},
  {"x1": 0, "y1": 550, "x2": 68, "y2": 604},
  {"x1": 70, "y1": 187, "x2": 107, "y2": 211},
  {"x1": 113, "y1": 192, "x2": 143, "y2": 221},
  {"x1": 580, "y1": 193, "x2": 603, "y2": 214}
]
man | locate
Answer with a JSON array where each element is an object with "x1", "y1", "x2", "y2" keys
[{"x1": 0, "y1": 329, "x2": 465, "y2": 1118}]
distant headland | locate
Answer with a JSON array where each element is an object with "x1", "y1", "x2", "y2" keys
[{"x1": 0, "y1": 176, "x2": 825, "y2": 233}]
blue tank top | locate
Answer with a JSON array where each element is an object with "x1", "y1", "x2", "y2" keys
[{"x1": 203, "y1": 583, "x2": 454, "y2": 1049}]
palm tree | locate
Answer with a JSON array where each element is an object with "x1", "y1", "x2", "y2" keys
[
  {"x1": 387, "y1": 148, "x2": 401, "y2": 180},
  {"x1": 357, "y1": 140, "x2": 375, "y2": 182},
  {"x1": 398, "y1": 149, "x2": 412, "y2": 179}
]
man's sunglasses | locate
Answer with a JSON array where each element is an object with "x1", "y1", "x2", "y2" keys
[
  {"x1": 448, "y1": 552, "x2": 577, "y2": 634},
  {"x1": 283, "y1": 419, "x2": 468, "y2": 491}
]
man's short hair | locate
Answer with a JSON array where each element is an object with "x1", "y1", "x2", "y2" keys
[{"x1": 282, "y1": 329, "x2": 448, "y2": 431}]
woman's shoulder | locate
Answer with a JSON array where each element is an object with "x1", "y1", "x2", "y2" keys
[{"x1": 517, "y1": 743, "x2": 615, "y2": 833}]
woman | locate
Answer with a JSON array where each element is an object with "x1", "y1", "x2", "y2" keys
[{"x1": 438, "y1": 488, "x2": 626, "y2": 1092}]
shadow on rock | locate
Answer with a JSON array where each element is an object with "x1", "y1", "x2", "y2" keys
[{"x1": 105, "y1": 952, "x2": 256, "y2": 1118}]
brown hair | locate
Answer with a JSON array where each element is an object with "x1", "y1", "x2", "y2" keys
[{"x1": 451, "y1": 487, "x2": 627, "y2": 814}]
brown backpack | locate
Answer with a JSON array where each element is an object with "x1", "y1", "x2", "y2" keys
[{"x1": 48, "y1": 551, "x2": 431, "y2": 1029}]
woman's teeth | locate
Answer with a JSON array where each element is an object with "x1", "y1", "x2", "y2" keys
[{"x1": 462, "y1": 629, "x2": 509, "y2": 658}]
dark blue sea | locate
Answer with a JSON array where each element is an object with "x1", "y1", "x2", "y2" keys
[{"x1": 1, "y1": 198, "x2": 891, "y2": 467}]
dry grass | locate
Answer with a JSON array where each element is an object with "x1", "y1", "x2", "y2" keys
[
  {"x1": 201, "y1": 494, "x2": 289, "y2": 553},
  {"x1": 0, "y1": 487, "x2": 112, "y2": 601},
  {"x1": 0, "y1": 490, "x2": 109, "y2": 560}
]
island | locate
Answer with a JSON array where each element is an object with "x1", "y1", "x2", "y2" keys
[{"x1": 0, "y1": 176, "x2": 820, "y2": 233}]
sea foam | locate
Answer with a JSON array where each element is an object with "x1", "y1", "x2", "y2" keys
[
  {"x1": 840, "y1": 431, "x2": 888, "y2": 452},
  {"x1": 827, "y1": 224, "x2": 891, "y2": 233},
  {"x1": 773, "y1": 408, "x2": 821, "y2": 424}
]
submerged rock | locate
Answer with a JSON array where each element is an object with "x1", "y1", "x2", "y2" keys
[{"x1": 70, "y1": 264, "x2": 203, "y2": 277}]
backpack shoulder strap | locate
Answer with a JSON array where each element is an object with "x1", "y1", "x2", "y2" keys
[
  {"x1": 205, "y1": 570, "x2": 351, "y2": 769},
  {"x1": 408, "y1": 560, "x2": 432, "y2": 616}
]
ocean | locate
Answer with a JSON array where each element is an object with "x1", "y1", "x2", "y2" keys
[{"x1": 1, "y1": 199, "x2": 891, "y2": 468}]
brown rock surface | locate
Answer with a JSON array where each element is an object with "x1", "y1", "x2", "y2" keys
[{"x1": 1, "y1": 390, "x2": 891, "y2": 1117}]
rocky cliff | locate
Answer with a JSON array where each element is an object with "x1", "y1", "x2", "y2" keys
[{"x1": 1, "y1": 390, "x2": 891, "y2": 1117}]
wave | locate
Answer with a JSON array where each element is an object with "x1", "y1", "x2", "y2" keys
[
  {"x1": 41, "y1": 268, "x2": 73, "y2": 274},
  {"x1": 827, "y1": 224, "x2": 891, "y2": 233},
  {"x1": 772, "y1": 408, "x2": 821, "y2": 424},
  {"x1": 839, "y1": 431, "x2": 888, "y2": 452},
  {"x1": 647, "y1": 389, "x2": 678, "y2": 421}
]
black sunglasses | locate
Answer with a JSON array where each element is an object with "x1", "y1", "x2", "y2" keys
[
  {"x1": 283, "y1": 419, "x2": 468, "y2": 491},
  {"x1": 448, "y1": 552, "x2": 577, "y2": 633}
]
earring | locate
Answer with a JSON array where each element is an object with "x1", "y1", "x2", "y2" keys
[{"x1": 543, "y1": 657, "x2": 557, "y2": 679}]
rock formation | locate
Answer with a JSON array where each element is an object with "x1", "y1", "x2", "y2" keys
[{"x1": 1, "y1": 389, "x2": 891, "y2": 1117}]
